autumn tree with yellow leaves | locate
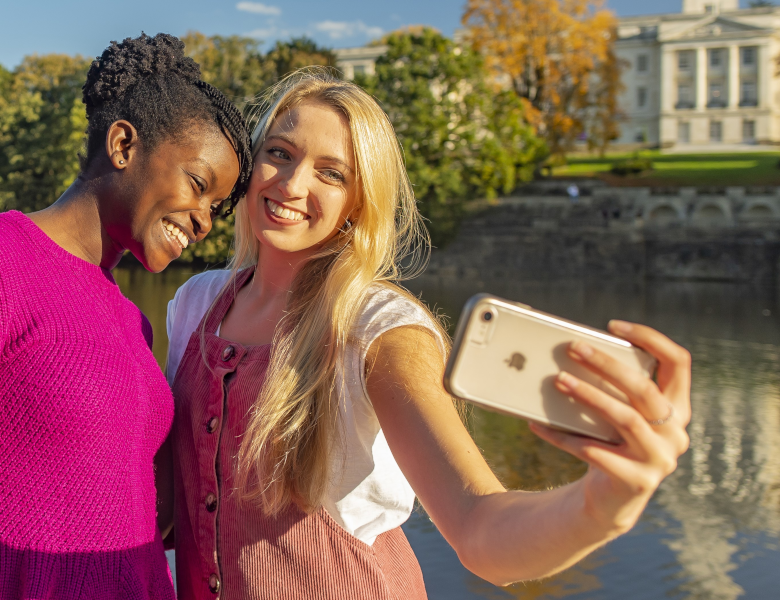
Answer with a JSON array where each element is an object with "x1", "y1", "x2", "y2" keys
[{"x1": 463, "y1": 0, "x2": 625, "y2": 156}]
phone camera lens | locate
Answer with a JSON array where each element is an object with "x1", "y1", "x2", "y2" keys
[{"x1": 482, "y1": 311, "x2": 493, "y2": 322}]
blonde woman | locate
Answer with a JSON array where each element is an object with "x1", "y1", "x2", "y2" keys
[{"x1": 161, "y1": 70, "x2": 691, "y2": 599}]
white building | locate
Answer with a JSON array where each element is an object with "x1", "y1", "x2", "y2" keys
[
  {"x1": 616, "y1": 0, "x2": 780, "y2": 148},
  {"x1": 335, "y1": 1, "x2": 780, "y2": 149}
]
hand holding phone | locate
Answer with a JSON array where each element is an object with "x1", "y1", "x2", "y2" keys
[{"x1": 443, "y1": 294, "x2": 658, "y2": 443}]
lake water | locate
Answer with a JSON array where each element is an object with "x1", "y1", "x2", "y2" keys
[{"x1": 115, "y1": 267, "x2": 780, "y2": 600}]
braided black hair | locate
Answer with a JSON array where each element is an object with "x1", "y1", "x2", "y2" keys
[{"x1": 82, "y1": 32, "x2": 252, "y2": 217}]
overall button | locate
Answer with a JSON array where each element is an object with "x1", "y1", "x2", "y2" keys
[
  {"x1": 205, "y1": 493, "x2": 218, "y2": 512},
  {"x1": 206, "y1": 417, "x2": 219, "y2": 433},
  {"x1": 208, "y1": 573, "x2": 220, "y2": 594},
  {"x1": 222, "y1": 346, "x2": 235, "y2": 361}
]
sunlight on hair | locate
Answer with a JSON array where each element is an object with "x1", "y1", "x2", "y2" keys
[{"x1": 210, "y1": 67, "x2": 452, "y2": 515}]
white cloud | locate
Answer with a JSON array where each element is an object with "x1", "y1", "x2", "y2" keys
[
  {"x1": 245, "y1": 27, "x2": 278, "y2": 39},
  {"x1": 314, "y1": 20, "x2": 383, "y2": 40},
  {"x1": 236, "y1": 2, "x2": 281, "y2": 16}
]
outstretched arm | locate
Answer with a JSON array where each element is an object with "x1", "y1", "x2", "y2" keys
[{"x1": 366, "y1": 321, "x2": 690, "y2": 586}]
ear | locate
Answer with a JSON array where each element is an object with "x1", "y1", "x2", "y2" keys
[{"x1": 105, "y1": 120, "x2": 140, "y2": 170}]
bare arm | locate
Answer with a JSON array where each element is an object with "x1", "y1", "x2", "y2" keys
[{"x1": 366, "y1": 321, "x2": 690, "y2": 586}]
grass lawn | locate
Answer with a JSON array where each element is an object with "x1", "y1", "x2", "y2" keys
[{"x1": 552, "y1": 151, "x2": 780, "y2": 187}]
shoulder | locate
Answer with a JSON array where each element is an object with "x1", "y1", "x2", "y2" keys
[
  {"x1": 353, "y1": 283, "x2": 447, "y2": 355},
  {"x1": 169, "y1": 270, "x2": 233, "y2": 320},
  {"x1": 167, "y1": 270, "x2": 232, "y2": 340},
  {"x1": 0, "y1": 211, "x2": 27, "y2": 251}
]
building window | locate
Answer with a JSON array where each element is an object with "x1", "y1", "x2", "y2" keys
[
  {"x1": 708, "y1": 83, "x2": 725, "y2": 107},
  {"x1": 353, "y1": 64, "x2": 366, "y2": 76},
  {"x1": 741, "y1": 82, "x2": 757, "y2": 106},
  {"x1": 743, "y1": 120, "x2": 756, "y2": 143},
  {"x1": 637, "y1": 87, "x2": 647, "y2": 108},
  {"x1": 742, "y1": 47, "x2": 756, "y2": 66},
  {"x1": 637, "y1": 54, "x2": 648, "y2": 72},
  {"x1": 704, "y1": 4, "x2": 714, "y2": 13},
  {"x1": 710, "y1": 121, "x2": 723, "y2": 142},
  {"x1": 677, "y1": 84, "x2": 694, "y2": 108},
  {"x1": 678, "y1": 51, "x2": 692, "y2": 71},
  {"x1": 678, "y1": 122, "x2": 690, "y2": 144},
  {"x1": 709, "y1": 49, "x2": 722, "y2": 68}
]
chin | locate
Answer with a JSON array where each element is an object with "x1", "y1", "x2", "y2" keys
[{"x1": 133, "y1": 249, "x2": 172, "y2": 274}]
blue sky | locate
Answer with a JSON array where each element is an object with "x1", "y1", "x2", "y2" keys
[{"x1": 0, "y1": 1, "x2": 759, "y2": 69}]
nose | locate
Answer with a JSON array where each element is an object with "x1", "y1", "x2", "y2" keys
[
  {"x1": 190, "y1": 201, "x2": 213, "y2": 241},
  {"x1": 278, "y1": 164, "x2": 308, "y2": 199}
]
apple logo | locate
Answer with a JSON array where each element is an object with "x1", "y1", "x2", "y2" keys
[{"x1": 505, "y1": 352, "x2": 526, "y2": 371}]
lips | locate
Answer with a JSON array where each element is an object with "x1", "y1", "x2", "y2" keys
[
  {"x1": 161, "y1": 218, "x2": 192, "y2": 254},
  {"x1": 265, "y1": 198, "x2": 309, "y2": 222}
]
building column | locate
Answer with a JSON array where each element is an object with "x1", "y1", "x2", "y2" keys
[
  {"x1": 728, "y1": 45, "x2": 739, "y2": 108},
  {"x1": 696, "y1": 46, "x2": 707, "y2": 111},
  {"x1": 759, "y1": 44, "x2": 770, "y2": 109},
  {"x1": 661, "y1": 47, "x2": 676, "y2": 113}
]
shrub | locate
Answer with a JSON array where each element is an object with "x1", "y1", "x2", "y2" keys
[{"x1": 610, "y1": 156, "x2": 653, "y2": 176}]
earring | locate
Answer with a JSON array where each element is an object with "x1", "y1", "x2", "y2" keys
[
  {"x1": 119, "y1": 160, "x2": 125, "y2": 165},
  {"x1": 340, "y1": 218, "x2": 352, "y2": 233}
]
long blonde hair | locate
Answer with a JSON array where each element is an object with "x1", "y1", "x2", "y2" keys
[{"x1": 231, "y1": 68, "x2": 448, "y2": 515}]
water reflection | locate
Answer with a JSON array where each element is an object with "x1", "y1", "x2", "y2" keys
[{"x1": 116, "y1": 267, "x2": 780, "y2": 599}]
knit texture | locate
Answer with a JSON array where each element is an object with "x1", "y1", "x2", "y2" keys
[{"x1": 0, "y1": 211, "x2": 175, "y2": 599}]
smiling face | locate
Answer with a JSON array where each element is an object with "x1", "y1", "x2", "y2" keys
[
  {"x1": 102, "y1": 125, "x2": 240, "y2": 272},
  {"x1": 246, "y1": 101, "x2": 357, "y2": 261}
]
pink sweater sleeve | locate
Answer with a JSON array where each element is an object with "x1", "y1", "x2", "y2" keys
[{"x1": 0, "y1": 256, "x2": 10, "y2": 354}]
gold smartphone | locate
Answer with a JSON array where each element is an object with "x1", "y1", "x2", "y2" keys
[{"x1": 443, "y1": 294, "x2": 657, "y2": 443}]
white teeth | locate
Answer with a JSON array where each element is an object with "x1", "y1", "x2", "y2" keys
[
  {"x1": 163, "y1": 219, "x2": 189, "y2": 250},
  {"x1": 267, "y1": 198, "x2": 305, "y2": 221}
]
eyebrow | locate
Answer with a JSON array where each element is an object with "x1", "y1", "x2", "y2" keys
[
  {"x1": 266, "y1": 133, "x2": 354, "y2": 174},
  {"x1": 192, "y1": 158, "x2": 218, "y2": 187}
]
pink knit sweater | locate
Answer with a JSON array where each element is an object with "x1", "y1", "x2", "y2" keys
[{"x1": 0, "y1": 211, "x2": 175, "y2": 599}]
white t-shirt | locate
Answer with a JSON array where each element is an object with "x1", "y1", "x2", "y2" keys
[{"x1": 166, "y1": 270, "x2": 445, "y2": 545}]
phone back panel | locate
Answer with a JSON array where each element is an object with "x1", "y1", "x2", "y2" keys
[{"x1": 444, "y1": 295, "x2": 657, "y2": 443}]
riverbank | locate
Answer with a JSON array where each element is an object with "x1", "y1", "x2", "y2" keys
[{"x1": 427, "y1": 189, "x2": 780, "y2": 285}]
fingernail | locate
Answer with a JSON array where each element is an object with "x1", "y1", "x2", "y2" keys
[
  {"x1": 609, "y1": 320, "x2": 632, "y2": 335},
  {"x1": 557, "y1": 371, "x2": 579, "y2": 391},
  {"x1": 570, "y1": 341, "x2": 594, "y2": 359}
]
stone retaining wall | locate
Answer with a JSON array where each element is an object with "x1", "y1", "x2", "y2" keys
[{"x1": 426, "y1": 188, "x2": 780, "y2": 284}]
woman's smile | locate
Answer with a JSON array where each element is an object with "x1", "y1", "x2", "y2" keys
[
  {"x1": 246, "y1": 100, "x2": 357, "y2": 257},
  {"x1": 160, "y1": 217, "x2": 193, "y2": 258},
  {"x1": 264, "y1": 198, "x2": 310, "y2": 223}
]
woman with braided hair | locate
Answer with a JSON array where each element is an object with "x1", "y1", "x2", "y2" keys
[{"x1": 0, "y1": 33, "x2": 252, "y2": 598}]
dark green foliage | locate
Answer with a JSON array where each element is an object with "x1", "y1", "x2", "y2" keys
[
  {"x1": 359, "y1": 28, "x2": 546, "y2": 246},
  {"x1": 0, "y1": 54, "x2": 91, "y2": 212},
  {"x1": 610, "y1": 155, "x2": 653, "y2": 176},
  {"x1": 265, "y1": 37, "x2": 337, "y2": 83}
]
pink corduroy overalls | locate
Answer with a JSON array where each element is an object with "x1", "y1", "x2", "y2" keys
[{"x1": 171, "y1": 268, "x2": 428, "y2": 600}]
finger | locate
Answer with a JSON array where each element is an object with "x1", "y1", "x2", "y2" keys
[
  {"x1": 607, "y1": 321, "x2": 692, "y2": 402},
  {"x1": 557, "y1": 373, "x2": 690, "y2": 457},
  {"x1": 565, "y1": 342, "x2": 671, "y2": 424},
  {"x1": 554, "y1": 372, "x2": 657, "y2": 454},
  {"x1": 530, "y1": 422, "x2": 676, "y2": 487}
]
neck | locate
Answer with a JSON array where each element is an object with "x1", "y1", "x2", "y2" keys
[
  {"x1": 250, "y1": 245, "x2": 310, "y2": 305},
  {"x1": 29, "y1": 176, "x2": 125, "y2": 270}
]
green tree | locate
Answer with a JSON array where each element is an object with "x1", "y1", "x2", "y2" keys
[
  {"x1": 182, "y1": 32, "x2": 269, "y2": 109},
  {"x1": 359, "y1": 28, "x2": 546, "y2": 246},
  {"x1": 265, "y1": 37, "x2": 337, "y2": 82},
  {"x1": 0, "y1": 54, "x2": 90, "y2": 213}
]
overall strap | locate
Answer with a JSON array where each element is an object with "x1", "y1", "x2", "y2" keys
[{"x1": 201, "y1": 267, "x2": 255, "y2": 334}]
